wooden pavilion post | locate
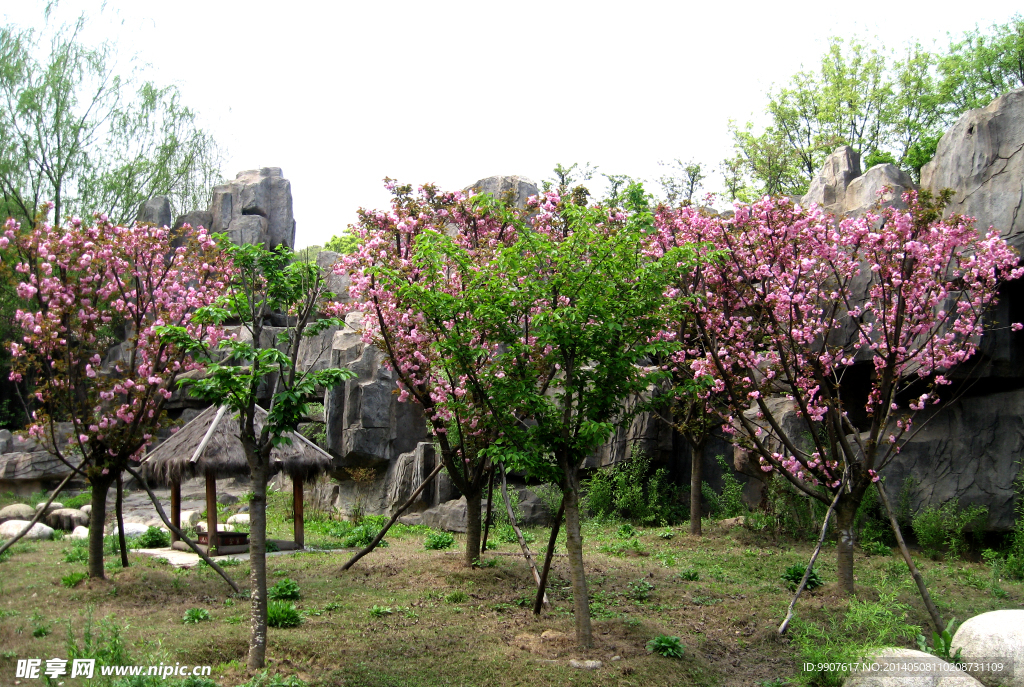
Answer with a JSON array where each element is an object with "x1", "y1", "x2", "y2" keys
[
  {"x1": 205, "y1": 469, "x2": 218, "y2": 555},
  {"x1": 170, "y1": 480, "x2": 181, "y2": 546},
  {"x1": 293, "y1": 475, "x2": 304, "y2": 549}
]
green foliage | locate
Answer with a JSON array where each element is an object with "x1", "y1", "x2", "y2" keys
[
  {"x1": 368, "y1": 605, "x2": 394, "y2": 618},
  {"x1": 938, "y1": 14, "x2": 1024, "y2": 112},
  {"x1": 582, "y1": 446, "x2": 686, "y2": 525},
  {"x1": 423, "y1": 531, "x2": 455, "y2": 550},
  {"x1": 0, "y1": 17, "x2": 221, "y2": 228},
  {"x1": 266, "y1": 601, "x2": 301, "y2": 628},
  {"x1": 677, "y1": 568, "x2": 700, "y2": 581},
  {"x1": 62, "y1": 490, "x2": 92, "y2": 509},
  {"x1": 64, "y1": 611, "x2": 133, "y2": 669},
  {"x1": 782, "y1": 563, "x2": 823, "y2": 591},
  {"x1": 444, "y1": 590, "x2": 469, "y2": 604},
  {"x1": 61, "y1": 571, "x2": 87, "y2": 588},
  {"x1": 701, "y1": 454, "x2": 746, "y2": 520},
  {"x1": 182, "y1": 608, "x2": 211, "y2": 625},
  {"x1": 135, "y1": 526, "x2": 170, "y2": 549},
  {"x1": 63, "y1": 540, "x2": 89, "y2": 563},
  {"x1": 917, "y1": 618, "x2": 963, "y2": 662},
  {"x1": 646, "y1": 634, "x2": 685, "y2": 659},
  {"x1": 323, "y1": 233, "x2": 360, "y2": 255},
  {"x1": 267, "y1": 578, "x2": 301, "y2": 601},
  {"x1": 340, "y1": 521, "x2": 388, "y2": 549},
  {"x1": 912, "y1": 498, "x2": 988, "y2": 559},
  {"x1": 862, "y1": 540, "x2": 891, "y2": 557},
  {"x1": 627, "y1": 578, "x2": 655, "y2": 602}
]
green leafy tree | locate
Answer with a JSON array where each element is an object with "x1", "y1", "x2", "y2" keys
[
  {"x1": 0, "y1": 16, "x2": 222, "y2": 227},
  {"x1": 161, "y1": 244, "x2": 354, "y2": 670},
  {"x1": 730, "y1": 122, "x2": 806, "y2": 197},
  {"x1": 658, "y1": 158, "x2": 706, "y2": 206},
  {"x1": 938, "y1": 14, "x2": 1024, "y2": 113},
  {"x1": 323, "y1": 233, "x2": 360, "y2": 254}
]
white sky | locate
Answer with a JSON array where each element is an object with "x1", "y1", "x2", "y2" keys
[{"x1": 3, "y1": 1, "x2": 1022, "y2": 247}]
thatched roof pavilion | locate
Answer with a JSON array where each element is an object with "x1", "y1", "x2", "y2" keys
[{"x1": 142, "y1": 404, "x2": 334, "y2": 556}]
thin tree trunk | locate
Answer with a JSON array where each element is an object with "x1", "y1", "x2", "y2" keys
[
  {"x1": 124, "y1": 466, "x2": 239, "y2": 593},
  {"x1": 482, "y1": 465, "x2": 496, "y2": 552},
  {"x1": 341, "y1": 462, "x2": 443, "y2": 571},
  {"x1": 561, "y1": 460, "x2": 593, "y2": 648},
  {"x1": 465, "y1": 488, "x2": 482, "y2": 567},
  {"x1": 498, "y1": 464, "x2": 548, "y2": 606},
  {"x1": 835, "y1": 498, "x2": 857, "y2": 595},
  {"x1": 690, "y1": 439, "x2": 704, "y2": 536},
  {"x1": 534, "y1": 494, "x2": 566, "y2": 615},
  {"x1": 88, "y1": 474, "x2": 114, "y2": 579},
  {"x1": 0, "y1": 472, "x2": 74, "y2": 558},
  {"x1": 116, "y1": 472, "x2": 129, "y2": 568},
  {"x1": 876, "y1": 480, "x2": 944, "y2": 634},
  {"x1": 779, "y1": 486, "x2": 842, "y2": 635},
  {"x1": 247, "y1": 464, "x2": 269, "y2": 671}
]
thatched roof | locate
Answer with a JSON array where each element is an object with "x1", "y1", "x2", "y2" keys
[{"x1": 142, "y1": 405, "x2": 333, "y2": 485}]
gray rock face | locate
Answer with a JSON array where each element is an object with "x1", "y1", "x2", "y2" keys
[
  {"x1": 324, "y1": 312, "x2": 428, "y2": 469},
  {"x1": 883, "y1": 388, "x2": 1024, "y2": 531},
  {"x1": 172, "y1": 210, "x2": 214, "y2": 232},
  {"x1": 463, "y1": 175, "x2": 539, "y2": 209},
  {"x1": 0, "y1": 429, "x2": 13, "y2": 454},
  {"x1": 922, "y1": 88, "x2": 1024, "y2": 252},
  {"x1": 801, "y1": 146, "x2": 861, "y2": 214},
  {"x1": 951, "y1": 610, "x2": 1024, "y2": 687},
  {"x1": 316, "y1": 250, "x2": 351, "y2": 305},
  {"x1": 844, "y1": 163, "x2": 915, "y2": 216},
  {"x1": 0, "y1": 503, "x2": 35, "y2": 523},
  {"x1": 136, "y1": 196, "x2": 172, "y2": 228},
  {"x1": 332, "y1": 442, "x2": 437, "y2": 518},
  {"x1": 208, "y1": 168, "x2": 296, "y2": 249},
  {"x1": 46, "y1": 508, "x2": 89, "y2": 531},
  {"x1": 0, "y1": 452, "x2": 81, "y2": 483},
  {"x1": 416, "y1": 496, "x2": 478, "y2": 533}
]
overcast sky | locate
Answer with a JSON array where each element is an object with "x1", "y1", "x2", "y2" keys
[{"x1": 3, "y1": 1, "x2": 1022, "y2": 247}]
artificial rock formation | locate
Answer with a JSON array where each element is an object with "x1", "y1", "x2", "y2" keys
[{"x1": 209, "y1": 167, "x2": 296, "y2": 250}]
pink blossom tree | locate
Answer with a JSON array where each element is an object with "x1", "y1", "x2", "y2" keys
[
  {"x1": 5, "y1": 208, "x2": 229, "y2": 578},
  {"x1": 654, "y1": 191, "x2": 1022, "y2": 601},
  {"x1": 336, "y1": 181, "x2": 519, "y2": 567}
]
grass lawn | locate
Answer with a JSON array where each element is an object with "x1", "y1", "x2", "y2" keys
[{"x1": 1, "y1": 490, "x2": 1021, "y2": 686}]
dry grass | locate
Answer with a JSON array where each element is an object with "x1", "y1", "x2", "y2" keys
[{"x1": 0, "y1": 502, "x2": 1021, "y2": 686}]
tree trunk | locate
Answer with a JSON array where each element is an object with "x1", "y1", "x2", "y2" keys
[
  {"x1": 88, "y1": 474, "x2": 114, "y2": 579},
  {"x1": 561, "y1": 461, "x2": 593, "y2": 648},
  {"x1": 247, "y1": 465, "x2": 269, "y2": 671},
  {"x1": 690, "y1": 440, "x2": 704, "y2": 536},
  {"x1": 464, "y1": 488, "x2": 482, "y2": 567},
  {"x1": 116, "y1": 472, "x2": 129, "y2": 568},
  {"x1": 835, "y1": 497, "x2": 857, "y2": 595}
]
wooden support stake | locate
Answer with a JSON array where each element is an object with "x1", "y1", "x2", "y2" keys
[
  {"x1": 170, "y1": 480, "x2": 181, "y2": 546},
  {"x1": 293, "y1": 475, "x2": 304, "y2": 549},
  {"x1": 205, "y1": 469, "x2": 218, "y2": 555}
]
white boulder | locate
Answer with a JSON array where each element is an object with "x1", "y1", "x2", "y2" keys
[
  {"x1": 951, "y1": 610, "x2": 1024, "y2": 687},
  {"x1": 0, "y1": 519, "x2": 54, "y2": 540},
  {"x1": 844, "y1": 648, "x2": 983, "y2": 687},
  {"x1": 69, "y1": 526, "x2": 89, "y2": 540},
  {"x1": 109, "y1": 523, "x2": 150, "y2": 538},
  {"x1": 226, "y1": 513, "x2": 249, "y2": 525},
  {"x1": 0, "y1": 503, "x2": 35, "y2": 523}
]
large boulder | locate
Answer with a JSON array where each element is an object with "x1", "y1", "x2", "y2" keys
[
  {"x1": 0, "y1": 429, "x2": 13, "y2": 454},
  {"x1": 463, "y1": 175, "x2": 539, "y2": 210},
  {"x1": 332, "y1": 442, "x2": 438, "y2": 518},
  {"x1": 0, "y1": 503, "x2": 35, "y2": 523},
  {"x1": 951, "y1": 610, "x2": 1024, "y2": 687},
  {"x1": 46, "y1": 508, "x2": 89, "y2": 531},
  {"x1": 109, "y1": 522, "x2": 150, "y2": 538},
  {"x1": 844, "y1": 163, "x2": 916, "y2": 216},
  {"x1": 844, "y1": 648, "x2": 982, "y2": 686},
  {"x1": 417, "y1": 496, "x2": 479, "y2": 533},
  {"x1": 35, "y1": 501, "x2": 64, "y2": 515},
  {"x1": 324, "y1": 312, "x2": 428, "y2": 469},
  {"x1": 208, "y1": 168, "x2": 296, "y2": 250},
  {"x1": 801, "y1": 146, "x2": 861, "y2": 214},
  {"x1": 69, "y1": 526, "x2": 89, "y2": 540},
  {"x1": 921, "y1": 88, "x2": 1024, "y2": 252},
  {"x1": 136, "y1": 196, "x2": 172, "y2": 228},
  {"x1": 0, "y1": 520, "x2": 54, "y2": 540}
]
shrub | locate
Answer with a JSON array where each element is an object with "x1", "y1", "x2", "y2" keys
[
  {"x1": 61, "y1": 572, "x2": 87, "y2": 588},
  {"x1": 581, "y1": 467, "x2": 615, "y2": 516},
  {"x1": 862, "y1": 540, "x2": 891, "y2": 557},
  {"x1": 677, "y1": 568, "x2": 699, "y2": 581},
  {"x1": 62, "y1": 490, "x2": 92, "y2": 509},
  {"x1": 341, "y1": 522, "x2": 388, "y2": 549},
  {"x1": 134, "y1": 526, "x2": 170, "y2": 549},
  {"x1": 581, "y1": 445, "x2": 686, "y2": 524},
  {"x1": 912, "y1": 499, "x2": 988, "y2": 559},
  {"x1": 268, "y1": 578, "x2": 301, "y2": 600},
  {"x1": 424, "y1": 531, "x2": 455, "y2": 550},
  {"x1": 444, "y1": 590, "x2": 468, "y2": 604},
  {"x1": 701, "y1": 454, "x2": 746, "y2": 520},
  {"x1": 266, "y1": 601, "x2": 301, "y2": 628},
  {"x1": 781, "y1": 563, "x2": 823, "y2": 591},
  {"x1": 627, "y1": 578, "x2": 654, "y2": 602},
  {"x1": 646, "y1": 635, "x2": 685, "y2": 659},
  {"x1": 368, "y1": 605, "x2": 393, "y2": 618},
  {"x1": 63, "y1": 542, "x2": 89, "y2": 564},
  {"x1": 182, "y1": 608, "x2": 211, "y2": 625}
]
